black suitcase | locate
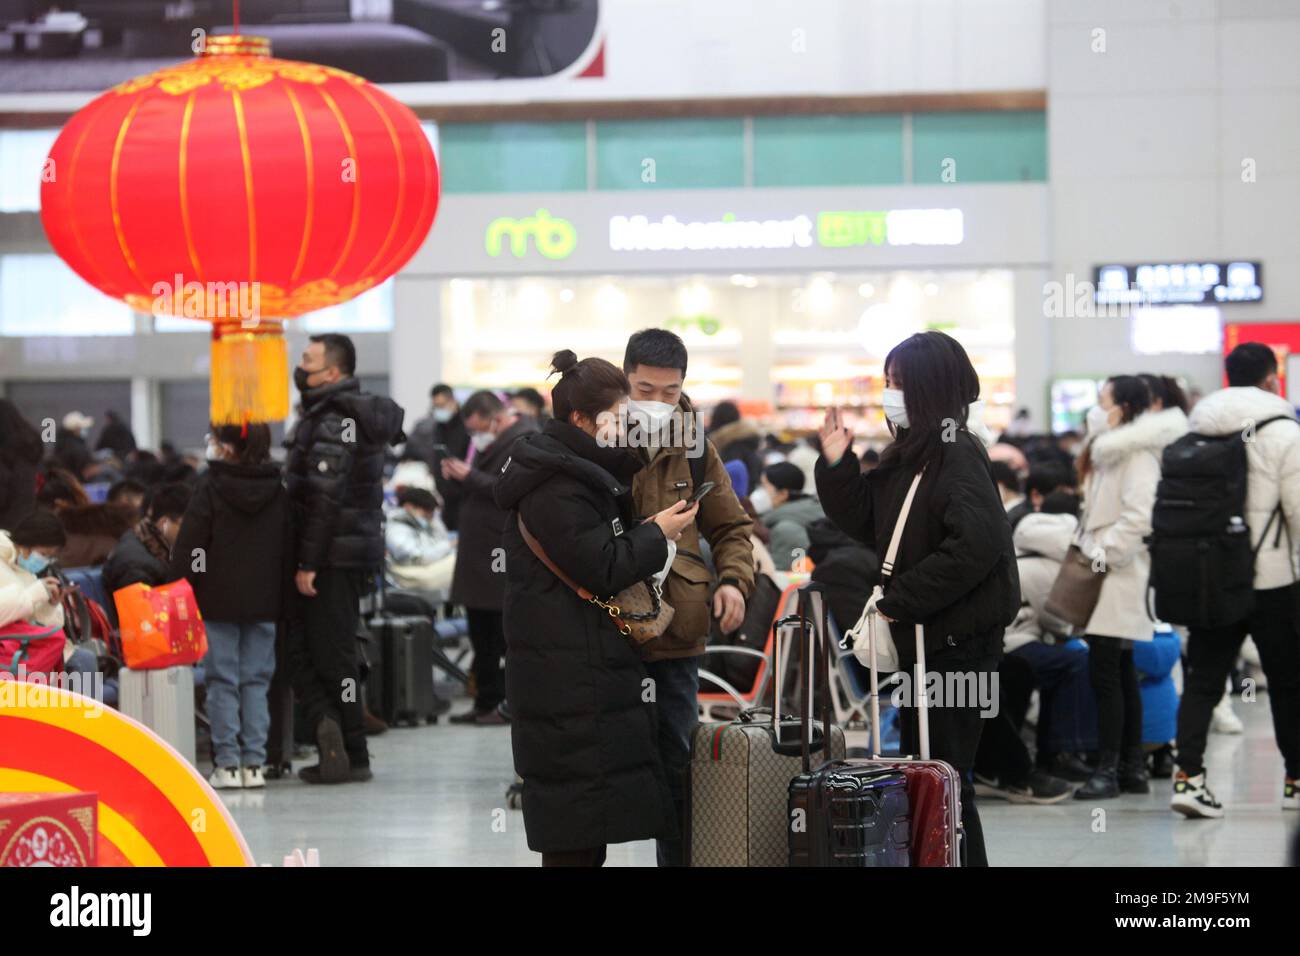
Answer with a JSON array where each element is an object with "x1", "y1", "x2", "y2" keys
[
  {"x1": 787, "y1": 583, "x2": 911, "y2": 867},
  {"x1": 366, "y1": 613, "x2": 438, "y2": 726}
]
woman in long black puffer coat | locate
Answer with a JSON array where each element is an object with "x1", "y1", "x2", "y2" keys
[
  {"x1": 815, "y1": 330, "x2": 1020, "y2": 867},
  {"x1": 494, "y1": 350, "x2": 699, "y2": 867}
]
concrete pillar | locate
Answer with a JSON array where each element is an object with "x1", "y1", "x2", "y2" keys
[{"x1": 390, "y1": 275, "x2": 443, "y2": 432}]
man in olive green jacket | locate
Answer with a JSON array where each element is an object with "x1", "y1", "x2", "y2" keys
[{"x1": 624, "y1": 328, "x2": 755, "y2": 866}]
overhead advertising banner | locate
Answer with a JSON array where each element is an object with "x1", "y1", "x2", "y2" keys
[
  {"x1": 0, "y1": 0, "x2": 600, "y2": 95},
  {"x1": 412, "y1": 183, "x2": 1047, "y2": 276}
]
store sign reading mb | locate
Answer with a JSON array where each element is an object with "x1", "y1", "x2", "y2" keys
[{"x1": 485, "y1": 209, "x2": 577, "y2": 260}]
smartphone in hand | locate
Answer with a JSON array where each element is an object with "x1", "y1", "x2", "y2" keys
[{"x1": 684, "y1": 480, "x2": 716, "y2": 506}]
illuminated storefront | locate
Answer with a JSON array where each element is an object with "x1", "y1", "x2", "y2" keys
[{"x1": 404, "y1": 183, "x2": 1049, "y2": 440}]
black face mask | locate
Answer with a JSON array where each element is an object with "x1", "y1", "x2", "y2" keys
[{"x1": 293, "y1": 367, "x2": 313, "y2": 392}]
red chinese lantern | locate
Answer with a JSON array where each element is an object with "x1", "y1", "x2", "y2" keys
[{"x1": 40, "y1": 34, "x2": 440, "y2": 425}]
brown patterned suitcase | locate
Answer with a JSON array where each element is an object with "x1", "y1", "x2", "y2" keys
[{"x1": 686, "y1": 605, "x2": 846, "y2": 867}]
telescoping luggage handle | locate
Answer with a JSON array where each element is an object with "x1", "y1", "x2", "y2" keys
[
  {"x1": 783, "y1": 580, "x2": 931, "y2": 768},
  {"x1": 797, "y1": 582, "x2": 837, "y2": 774},
  {"x1": 763, "y1": 590, "x2": 829, "y2": 759}
]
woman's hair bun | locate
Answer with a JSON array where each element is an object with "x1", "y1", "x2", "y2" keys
[{"x1": 549, "y1": 349, "x2": 579, "y2": 377}]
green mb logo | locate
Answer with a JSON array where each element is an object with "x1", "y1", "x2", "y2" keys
[{"x1": 484, "y1": 209, "x2": 577, "y2": 260}]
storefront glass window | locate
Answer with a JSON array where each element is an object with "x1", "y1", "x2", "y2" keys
[
  {"x1": 595, "y1": 119, "x2": 746, "y2": 190},
  {"x1": 440, "y1": 270, "x2": 1016, "y2": 440},
  {"x1": 753, "y1": 115, "x2": 905, "y2": 187},
  {"x1": 440, "y1": 122, "x2": 586, "y2": 194},
  {"x1": 912, "y1": 111, "x2": 1047, "y2": 183}
]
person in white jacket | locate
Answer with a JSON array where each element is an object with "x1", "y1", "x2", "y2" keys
[
  {"x1": 1074, "y1": 377, "x2": 1188, "y2": 800},
  {"x1": 1173, "y1": 343, "x2": 1300, "y2": 818},
  {"x1": 384, "y1": 487, "x2": 456, "y2": 595},
  {"x1": 0, "y1": 513, "x2": 67, "y2": 679}
]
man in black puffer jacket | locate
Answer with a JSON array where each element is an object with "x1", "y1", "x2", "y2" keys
[{"x1": 285, "y1": 334, "x2": 405, "y2": 784}]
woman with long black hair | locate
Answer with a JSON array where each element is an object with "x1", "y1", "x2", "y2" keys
[{"x1": 815, "y1": 330, "x2": 1020, "y2": 866}]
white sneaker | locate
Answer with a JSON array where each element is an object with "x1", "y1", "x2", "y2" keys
[
  {"x1": 1211, "y1": 696, "x2": 1244, "y2": 735},
  {"x1": 241, "y1": 766, "x2": 266, "y2": 789},
  {"x1": 1171, "y1": 771, "x2": 1224, "y2": 819},
  {"x1": 209, "y1": 766, "x2": 243, "y2": 790},
  {"x1": 1284, "y1": 779, "x2": 1298, "y2": 811}
]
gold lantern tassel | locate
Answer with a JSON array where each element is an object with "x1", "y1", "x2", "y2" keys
[{"x1": 210, "y1": 321, "x2": 290, "y2": 426}]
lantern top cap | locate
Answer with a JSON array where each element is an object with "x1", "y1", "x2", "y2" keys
[{"x1": 201, "y1": 35, "x2": 271, "y2": 58}]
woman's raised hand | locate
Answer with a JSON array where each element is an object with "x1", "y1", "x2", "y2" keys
[{"x1": 819, "y1": 407, "x2": 853, "y2": 466}]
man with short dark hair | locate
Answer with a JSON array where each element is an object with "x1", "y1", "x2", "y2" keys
[
  {"x1": 286, "y1": 333, "x2": 406, "y2": 784},
  {"x1": 510, "y1": 387, "x2": 547, "y2": 419},
  {"x1": 1007, "y1": 462, "x2": 1074, "y2": 531},
  {"x1": 442, "y1": 389, "x2": 538, "y2": 724},
  {"x1": 623, "y1": 327, "x2": 755, "y2": 866},
  {"x1": 102, "y1": 482, "x2": 191, "y2": 595},
  {"x1": 991, "y1": 460, "x2": 1024, "y2": 510},
  {"x1": 106, "y1": 478, "x2": 148, "y2": 522},
  {"x1": 405, "y1": 384, "x2": 470, "y2": 530},
  {"x1": 1172, "y1": 341, "x2": 1300, "y2": 817}
]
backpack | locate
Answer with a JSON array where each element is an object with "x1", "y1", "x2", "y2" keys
[
  {"x1": 1147, "y1": 416, "x2": 1292, "y2": 627},
  {"x1": 701, "y1": 572, "x2": 783, "y2": 695}
]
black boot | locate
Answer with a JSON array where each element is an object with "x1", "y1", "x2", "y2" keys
[
  {"x1": 1148, "y1": 744, "x2": 1176, "y2": 780},
  {"x1": 1118, "y1": 747, "x2": 1151, "y2": 794},
  {"x1": 1073, "y1": 751, "x2": 1120, "y2": 800},
  {"x1": 1041, "y1": 751, "x2": 1093, "y2": 783}
]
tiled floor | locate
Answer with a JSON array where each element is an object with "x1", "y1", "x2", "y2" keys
[{"x1": 221, "y1": 694, "x2": 1297, "y2": 867}]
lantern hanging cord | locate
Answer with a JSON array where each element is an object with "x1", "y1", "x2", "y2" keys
[{"x1": 233, "y1": 0, "x2": 240, "y2": 33}]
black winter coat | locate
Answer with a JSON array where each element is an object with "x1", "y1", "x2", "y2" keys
[
  {"x1": 168, "y1": 460, "x2": 292, "y2": 623},
  {"x1": 815, "y1": 430, "x2": 1019, "y2": 660},
  {"x1": 448, "y1": 416, "x2": 538, "y2": 610},
  {"x1": 494, "y1": 421, "x2": 675, "y2": 853},
  {"x1": 0, "y1": 454, "x2": 38, "y2": 533},
  {"x1": 102, "y1": 527, "x2": 169, "y2": 597},
  {"x1": 285, "y1": 379, "x2": 405, "y2": 571}
]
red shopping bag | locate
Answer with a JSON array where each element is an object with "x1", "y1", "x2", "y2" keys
[
  {"x1": 0, "y1": 622, "x2": 65, "y2": 681},
  {"x1": 112, "y1": 579, "x2": 207, "y2": 670}
]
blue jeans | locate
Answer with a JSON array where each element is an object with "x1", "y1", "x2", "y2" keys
[
  {"x1": 63, "y1": 645, "x2": 102, "y2": 701},
  {"x1": 642, "y1": 656, "x2": 699, "y2": 867},
  {"x1": 1010, "y1": 639, "x2": 1099, "y2": 758},
  {"x1": 204, "y1": 620, "x2": 277, "y2": 769}
]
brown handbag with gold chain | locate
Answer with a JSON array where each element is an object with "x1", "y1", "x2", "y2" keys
[{"x1": 517, "y1": 514, "x2": 674, "y2": 646}]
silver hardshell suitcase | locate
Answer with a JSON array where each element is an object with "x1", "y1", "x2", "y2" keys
[{"x1": 119, "y1": 665, "x2": 196, "y2": 765}]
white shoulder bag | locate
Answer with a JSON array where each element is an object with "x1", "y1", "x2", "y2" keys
[{"x1": 840, "y1": 467, "x2": 926, "y2": 672}]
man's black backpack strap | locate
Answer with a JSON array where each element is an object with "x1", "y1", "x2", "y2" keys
[{"x1": 688, "y1": 439, "x2": 708, "y2": 492}]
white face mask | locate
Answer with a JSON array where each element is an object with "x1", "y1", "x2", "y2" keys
[
  {"x1": 749, "y1": 486, "x2": 774, "y2": 515},
  {"x1": 1086, "y1": 404, "x2": 1112, "y2": 436},
  {"x1": 470, "y1": 430, "x2": 495, "y2": 452},
  {"x1": 433, "y1": 407, "x2": 454, "y2": 424},
  {"x1": 629, "y1": 399, "x2": 676, "y2": 432},
  {"x1": 205, "y1": 440, "x2": 226, "y2": 462},
  {"x1": 882, "y1": 387, "x2": 909, "y2": 428}
]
